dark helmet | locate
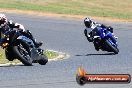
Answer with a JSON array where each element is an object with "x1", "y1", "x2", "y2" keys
[{"x1": 84, "y1": 17, "x2": 92, "y2": 28}]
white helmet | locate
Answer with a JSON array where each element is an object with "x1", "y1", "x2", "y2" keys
[
  {"x1": 84, "y1": 17, "x2": 92, "y2": 28},
  {"x1": 0, "y1": 13, "x2": 7, "y2": 24}
]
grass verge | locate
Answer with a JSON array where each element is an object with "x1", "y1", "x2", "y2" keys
[
  {"x1": 0, "y1": 0, "x2": 132, "y2": 21},
  {"x1": 0, "y1": 48, "x2": 59, "y2": 64}
]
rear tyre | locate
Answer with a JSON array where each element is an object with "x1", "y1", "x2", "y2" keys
[
  {"x1": 93, "y1": 41, "x2": 99, "y2": 51},
  {"x1": 13, "y1": 42, "x2": 32, "y2": 66},
  {"x1": 38, "y1": 54, "x2": 48, "y2": 65},
  {"x1": 5, "y1": 47, "x2": 15, "y2": 61},
  {"x1": 105, "y1": 40, "x2": 119, "y2": 54}
]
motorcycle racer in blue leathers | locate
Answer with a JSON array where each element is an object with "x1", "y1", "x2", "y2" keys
[{"x1": 84, "y1": 17, "x2": 116, "y2": 51}]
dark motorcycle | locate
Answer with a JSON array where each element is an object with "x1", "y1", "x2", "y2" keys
[
  {"x1": 92, "y1": 26, "x2": 119, "y2": 54},
  {"x1": 0, "y1": 30, "x2": 48, "y2": 66}
]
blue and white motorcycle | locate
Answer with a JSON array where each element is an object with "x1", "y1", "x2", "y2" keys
[{"x1": 91, "y1": 26, "x2": 119, "y2": 54}]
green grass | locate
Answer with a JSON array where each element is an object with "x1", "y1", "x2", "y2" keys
[
  {"x1": 0, "y1": 48, "x2": 59, "y2": 64},
  {"x1": 0, "y1": 0, "x2": 132, "y2": 20},
  {"x1": 44, "y1": 49, "x2": 59, "y2": 59}
]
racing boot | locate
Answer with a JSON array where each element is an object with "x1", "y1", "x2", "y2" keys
[{"x1": 35, "y1": 41, "x2": 43, "y2": 48}]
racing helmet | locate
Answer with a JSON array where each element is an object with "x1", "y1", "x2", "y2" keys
[
  {"x1": 84, "y1": 17, "x2": 92, "y2": 28},
  {"x1": 0, "y1": 14, "x2": 7, "y2": 24}
]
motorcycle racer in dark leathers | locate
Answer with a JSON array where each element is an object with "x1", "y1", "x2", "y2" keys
[{"x1": 0, "y1": 13, "x2": 42, "y2": 48}]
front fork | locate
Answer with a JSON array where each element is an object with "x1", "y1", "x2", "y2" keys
[
  {"x1": 105, "y1": 32, "x2": 117, "y2": 45},
  {"x1": 108, "y1": 36, "x2": 117, "y2": 45}
]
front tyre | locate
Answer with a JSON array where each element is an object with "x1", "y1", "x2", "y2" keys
[
  {"x1": 105, "y1": 40, "x2": 119, "y2": 54},
  {"x1": 38, "y1": 54, "x2": 48, "y2": 65},
  {"x1": 13, "y1": 43, "x2": 33, "y2": 66}
]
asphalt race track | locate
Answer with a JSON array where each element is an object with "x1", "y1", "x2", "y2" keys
[{"x1": 0, "y1": 13, "x2": 131, "y2": 88}]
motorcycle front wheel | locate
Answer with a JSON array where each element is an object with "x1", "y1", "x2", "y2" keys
[
  {"x1": 105, "y1": 39, "x2": 119, "y2": 54},
  {"x1": 13, "y1": 42, "x2": 33, "y2": 66}
]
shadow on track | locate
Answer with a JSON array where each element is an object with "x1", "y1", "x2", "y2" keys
[
  {"x1": 75, "y1": 53, "x2": 115, "y2": 56},
  {"x1": 0, "y1": 64, "x2": 26, "y2": 67}
]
